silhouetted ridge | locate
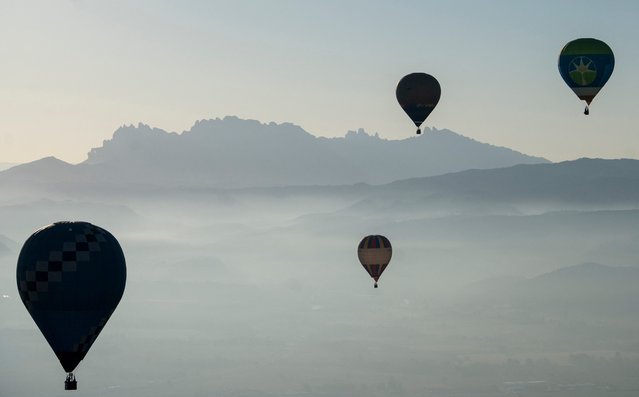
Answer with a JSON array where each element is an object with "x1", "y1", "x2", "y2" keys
[
  {"x1": 11, "y1": 156, "x2": 71, "y2": 169},
  {"x1": 385, "y1": 158, "x2": 639, "y2": 204},
  {"x1": 1, "y1": 157, "x2": 77, "y2": 183},
  {"x1": 75, "y1": 117, "x2": 546, "y2": 188},
  {"x1": 463, "y1": 262, "x2": 639, "y2": 312}
]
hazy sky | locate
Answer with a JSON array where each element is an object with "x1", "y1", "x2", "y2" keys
[{"x1": 1, "y1": 0, "x2": 638, "y2": 164}]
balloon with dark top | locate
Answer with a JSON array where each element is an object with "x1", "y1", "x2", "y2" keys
[
  {"x1": 396, "y1": 73, "x2": 441, "y2": 134},
  {"x1": 16, "y1": 222, "x2": 126, "y2": 390}
]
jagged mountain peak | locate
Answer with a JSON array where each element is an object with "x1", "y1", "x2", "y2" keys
[
  {"x1": 5, "y1": 117, "x2": 549, "y2": 189},
  {"x1": 188, "y1": 116, "x2": 314, "y2": 141}
]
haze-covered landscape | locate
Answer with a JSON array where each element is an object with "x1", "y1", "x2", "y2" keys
[
  {"x1": 3, "y1": 1, "x2": 639, "y2": 396},
  {"x1": 1, "y1": 118, "x2": 638, "y2": 396}
]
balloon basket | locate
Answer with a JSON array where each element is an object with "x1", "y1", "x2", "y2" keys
[
  {"x1": 65, "y1": 373, "x2": 77, "y2": 390},
  {"x1": 374, "y1": 283, "x2": 378, "y2": 288}
]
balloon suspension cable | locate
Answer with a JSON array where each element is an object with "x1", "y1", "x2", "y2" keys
[
  {"x1": 584, "y1": 105, "x2": 589, "y2": 115},
  {"x1": 416, "y1": 128, "x2": 421, "y2": 135},
  {"x1": 65, "y1": 372, "x2": 77, "y2": 391}
]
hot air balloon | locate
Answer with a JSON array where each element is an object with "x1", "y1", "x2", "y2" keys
[
  {"x1": 396, "y1": 73, "x2": 441, "y2": 134},
  {"x1": 16, "y1": 222, "x2": 126, "y2": 390},
  {"x1": 558, "y1": 38, "x2": 614, "y2": 115},
  {"x1": 357, "y1": 235, "x2": 392, "y2": 288}
]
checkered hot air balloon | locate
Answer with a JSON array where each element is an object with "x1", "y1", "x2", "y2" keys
[
  {"x1": 357, "y1": 235, "x2": 392, "y2": 288},
  {"x1": 16, "y1": 222, "x2": 126, "y2": 390}
]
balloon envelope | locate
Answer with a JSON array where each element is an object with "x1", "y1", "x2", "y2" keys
[
  {"x1": 16, "y1": 222, "x2": 126, "y2": 373},
  {"x1": 357, "y1": 235, "x2": 392, "y2": 285},
  {"x1": 396, "y1": 73, "x2": 441, "y2": 132},
  {"x1": 558, "y1": 38, "x2": 614, "y2": 106}
]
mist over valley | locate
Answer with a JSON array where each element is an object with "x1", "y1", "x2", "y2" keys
[{"x1": 1, "y1": 119, "x2": 638, "y2": 397}]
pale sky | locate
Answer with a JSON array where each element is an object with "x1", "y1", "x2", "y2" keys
[{"x1": 0, "y1": 0, "x2": 638, "y2": 164}]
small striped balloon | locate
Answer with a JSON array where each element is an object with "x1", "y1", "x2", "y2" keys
[{"x1": 357, "y1": 235, "x2": 392, "y2": 288}]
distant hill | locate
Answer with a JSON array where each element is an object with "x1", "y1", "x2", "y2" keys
[
  {"x1": 0, "y1": 162, "x2": 17, "y2": 172},
  {"x1": 467, "y1": 262, "x2": 639, "y2": 292},
  {"x1": 532, "y1": 261, "x2": 639, "y2": 285},
  {"x1": 462, "y1": 263, "x2": 639, "y2": 316},
  {"x1": 387, "y1": 157, "x2": 639, "y2": 199},
  {"x1": 2, "y1": 148, "x2": 639, "y2": 218},
  {"x1": 1, "y1": 156, "x2": 83, "y2": 184},
  {"x1": 0, "y1": 116, "x2": 547, "y2": 190},
  {"x1": 340, "y1": 158, "x2": 639, "y2": 216},
  {"x1": 234, "y1": 158, "x2": 639, "y2": 213}
]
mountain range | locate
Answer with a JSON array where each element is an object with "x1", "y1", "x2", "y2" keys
[
  {"x1": 3, "y1": 117, "x2": 639, "y2": 215},
  {"x1": 344, "y1": 158, "x2": 639, "y2": 216},
  {"x1": 0, "y1": 116, "x2": 547, "y2": 190}
]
